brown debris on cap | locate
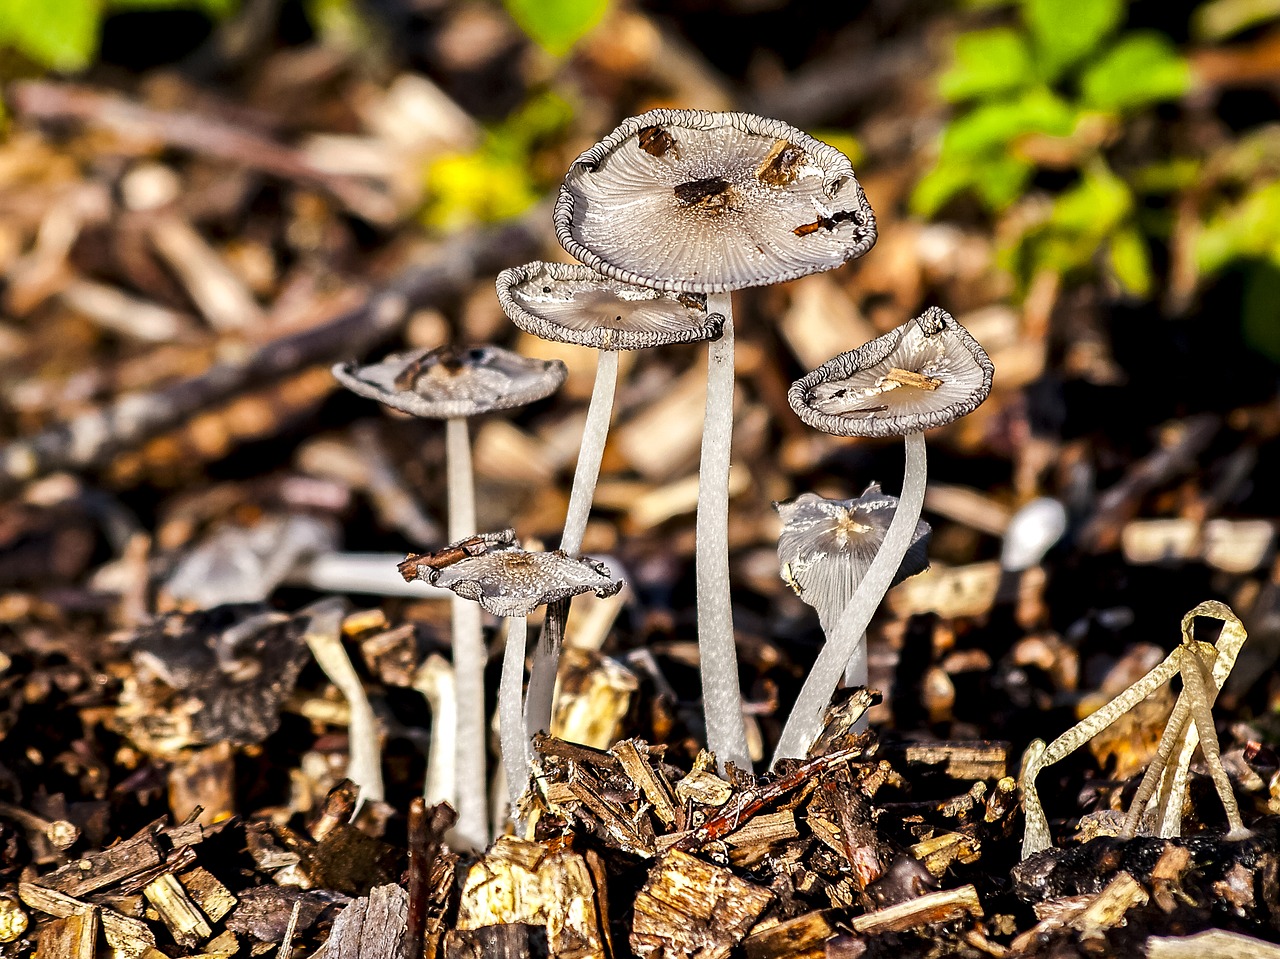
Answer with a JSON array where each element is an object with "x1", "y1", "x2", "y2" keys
[
  {"x1": 788, "y1": 307, "x2": 993, "y2": 438},
  {"x1": 332, "y1": 343, "x2": 567, "y2": 419},
  {"x1": 495, "y1": 261, "x2": 725, "y2": 351},
  {"x1": 776, "y1": 485, "x2": 931, "y2": 629},
  {"x1": 422, "y1": 544, "x2": 622, "y2": 617},
  {"x1": 554, "y1": 109, "x2": 876, "y2": 294}
]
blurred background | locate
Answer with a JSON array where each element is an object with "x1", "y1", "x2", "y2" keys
[{"x1": 1, "y1": 0, "x2": 1279, "y2": 808}]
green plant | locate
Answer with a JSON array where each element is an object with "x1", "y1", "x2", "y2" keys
[
  {"x1": 503, "y1": 0, "x2": 609, "y2": 58},
  {"x1": 914, "y1": 0, "x2": 1191, "y2": 296},
  {"x1": 0, "y1": 0, "x2": 237, "y2": 72}
]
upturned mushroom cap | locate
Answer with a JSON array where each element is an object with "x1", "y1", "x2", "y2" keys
[
  {"x1": 776, "y1": 485, "x2": 931, "y2": 627},
  {"x1": 496, "y1": 261, "x2": 726, "y2": 351},
  {"x1": 554, "y1": 110, "x2": 876, "y2": 294},
  {"x1": 333, "y1": 344, "x2": 567, "y2": 419},
  {"x1": 788, "y1": 307, "x2": 993, "y2": 438},
  {"x1": 426, "y1": 546, "x2": 623, "y2": 618}
]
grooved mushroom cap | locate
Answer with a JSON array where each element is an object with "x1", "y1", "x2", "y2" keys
[
  {"x1": 427, "y1": 547, "x2": 623, "y2": 618},
  {"x1": 788, "y1": 307, "x2": 993, "y2": 437},
  {"x1": 496, "y1": 261, "x2": 725, "y2": 351},
  {"x1": 554, "y1": 109, "x2": 877, "y2": 294},
  {"x1": 332, "y1": 344, "x2": 567, "y2": 419},
  {"x1": 776, "y1": 485, "x2": 931, "y2": 628}
]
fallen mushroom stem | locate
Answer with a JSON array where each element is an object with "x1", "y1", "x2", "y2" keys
[
  {"x1": 301, "y1": 598, "x2": 384, "y2": 813},
  {"x1": 525, "y1": 349, "x2": 621, "y2": 747},
  {"x1": 498, "y1": 615, "x2": 530, "y2": 821},
  {"x1": 772, "y1": 431, "x2": 928, "y2": 765},
  {"x1": 444, "y1": 415, "x2": 489, "y2": 847},
  {"x1": 698, "y1": 293, "x2": 751, "y2": 773},
  {"x1": 411, "y1": 654, "x2": 457, "y2": 812}
]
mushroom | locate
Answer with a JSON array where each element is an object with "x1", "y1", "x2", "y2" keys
[
  {"x1": 495, "y1": 260, "x2": 724, "y2": 748},
  {"x1": 772, "y1": 307, "x2": 993, "y2": 764},
  {"x1": 332, "y1": 343, "x2": 566, "y2": 847},
  {"x1": 775, "y1": 485, "x2": 931, "y2": 701},
  {"x1": 554, "y1": 109, "x2": 876, "y2": 771},
  {"x1": 413, "y1": 538, "x2": 623, "y2": 819}
]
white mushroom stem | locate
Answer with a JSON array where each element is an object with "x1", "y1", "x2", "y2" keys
[
  {"x1": 411, "y1": 654, "x2": 456, "y2": 811},
  {"x1": 698, "y1": 294, "x2": 751, "y2": 773},
  {"x1": 523, "y1": 349, "x2": 621, "y2": 748},
  {"x1": 498, "y1": 615, "x2": 530, "y2": 822},
  {"x1": 301, "y1": 598, "x2": 384, "y2": 813},
  {"x1": 843, "y1": 633, "x2": 869, "y2": 693},
  {"x1": 444, "y1": 415, "x2": 489, "y2": 847},
  {"x1": 772, "y1": 431, "x2": 928, "y2": 765}
]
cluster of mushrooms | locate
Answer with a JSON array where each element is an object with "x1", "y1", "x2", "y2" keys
[{"x1": 334, "y1": 109, "x2": 995, "y2": 846}]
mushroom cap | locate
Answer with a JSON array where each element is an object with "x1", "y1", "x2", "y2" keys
[
  {"x1": 429, "y1": 547, "x2": 623, "y2": 617},
  {"x1": 332, "y1": 344, "x2": 567, "y2": 419},
  {"x1": 776, "y1": 485, "x2": 931, "y2": 626},
  {"x1": 554, "y1": 109, "x2": 877, "y2": 294},
  {"x1": 788, "y1": 307, "x2": 994, "y2": 438},
  {"x1": 496, "y1": 261, "x2": 726, "y2": 351}
]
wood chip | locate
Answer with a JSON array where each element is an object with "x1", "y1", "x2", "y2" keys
[
  {"x1": 630, "y1": 849, "x2": 772, "y2": 959},
  {"x1": 315, "y1": 884, "x2": 409, "y2": 959},
  {"x1": 144, "y1": 873, "x2": 213, "y2": 947},
  {"x1": 19, "y1": 882, "x2": 156, "y2": 959},
  {"x1": 743, "y1": 909, "x2": 837, "y2": 959},
  {"x1": 38, "y1": 907, "x2": 99, "y2": 959},
  {"x1": 850, "y1": 883, "x2": 982, "y2": 935},
  {"x1": 1148, "y1": 929, "x2": 1280, "y2": 959},
  {"x1": 613, "y1": 739, "x2": 681, "y2": 827}
]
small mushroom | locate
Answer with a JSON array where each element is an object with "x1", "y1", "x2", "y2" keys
[
  {"x1": 496, "y1": 260, "x2": 723, "y2": 749},
  {"x1": 772, "y1": 307, "x2": 992, "y2": 765},
  {"x1": 333, "y1": 343, "x2": 566, "y2": 847},
  {"x1": 412, "y1": 538, "x2": 623, "y2": 820},
  {"x1": 554, "y1": 109, "x2": 876, "y2": 772},
  {"x1": 776, "y1": 485, "x2": 931, "y2": 699}
]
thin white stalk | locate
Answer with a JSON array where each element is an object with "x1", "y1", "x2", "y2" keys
[
  {"x1": 444, "y1": 415, "x2": 488, "y2": 848},
  {"x1": 561, "y1": 349, "x2": 619, "y2": 555},
  {"x1": 843, "y1": 636, "x2": 869, "y2": 691},
  {"x1": 411, "y1": 654, "x2": 456, "y2": 810},
  {"x1": 523, "y1": 350, "x2": 621, "y2": 748},
  {"x1": 697, "y1": 296, "x2": 750, "y2": 773},
  {"x1": 301, "y1": 598, "x2": 384, "y2": 812},
  {"x1": 499, "y1": 615, "x2": 530, "y2": 823},
  {"x1": 772, "y1": 431, "x2": 928, "y2": 766}
]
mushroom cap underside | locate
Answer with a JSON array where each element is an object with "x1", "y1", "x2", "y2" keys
[
  {"x1": 788, "y1": 306, "x2": 993, "y2": 438},
  {"x1": 776, "y1": 486, "x2": 931, "y2": 620},
  {"x1": 496, "y1": 261, "x2": 725, "y2": 351},
  {"x1": 429, "y1": 548, "x2": 623, "y2": 617},
  {"x1": 332, "y1": 344, "x2": 567, "y2": 419},
  {"x1": 554, "y1": 109, "x2": 877, "y2": 294}
]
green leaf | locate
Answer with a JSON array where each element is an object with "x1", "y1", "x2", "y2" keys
[
  {"x1": 1079, "y1": 33, "x2": 1191, "y2": 111},
  {"x1": 503, "y1": 0, "x2": 608, "y2": 57},
  {"x1": 971, "y1": 154, "x2": 1036, "y2": 210},
  {"x1": 1242, "y1": 261, "x2": 1280, "y2": 365},
  {"x1": 940, "y1": 87, "x2": 1076, "y2": 159},
  {"x1": 0, "y1": 0, "x2": 100, "y2": 70},
  {"x1": 110, "y1": 0, "x2": 238, "y2": 15},
  {"x1": 1022, "y1": 0, "x2": 1124, "y2": 80},
  {"x1": 1107, "y1": 225, "x2": 1152, "y2": 296},
  {"x1": 1195, "y1": 180, "x2": 1280, "y2": 276},
  {"x1": 910, "y1": 160, "x2": 980, "y2": 217},
  {"x1": 1049, "y1": 162, "x2": 1132, "y2": 236},
  {"x1": 940, "y1": 28, "x2": 1034, "y2": 102}
]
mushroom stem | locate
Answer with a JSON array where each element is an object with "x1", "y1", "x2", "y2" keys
[
  {"x1": 523, "y1": 350, "x2": 622, "y2": 748},
  {"x1": 444, "y1": 415, "x2": 489, "y2": 847},
  {"x1": 498, "y1": 614, "x2": 530, "y2": 823},
  {"x1": 843, "y1": 633, "x2": 869, "y2": 692},
  {"x1": 772, "y1": 431, "x2": 928, "y2": 765},
  {"x1": 698, "y1": 294, "x2": 751, "y2": 773}
]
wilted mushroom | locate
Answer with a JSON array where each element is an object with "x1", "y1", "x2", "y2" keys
[
  {"x1": 496, "y1": 260, "x2": 724, "y2": 749},
  {"x1": 333, "y1": 343, "x2": 566, "y2": 847},
  {"x1": 773, "y1": 307, "x2": 993, "y2": 764},
  {"x1": 775, "y1": 485, "x2": 931, "y2": 702},
  {"x1": 554, "y1": 109, "x2": 876, "y2": 771},
  {"x1": 414, "y1": 539, "x2": 623, "y2": 819}
]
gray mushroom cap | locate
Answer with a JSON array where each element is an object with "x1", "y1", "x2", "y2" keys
[
  {"x1": 496, "y1": 261, "x2": 726, "y2": 351},
  {"x1": 776, "y1": 485, "x2": 931, "y2": 631},
  {"x1": 332, "y1": 343, "x2": 567, "y2": 419},
  {"x1": 428, "y1": 547, "x2": 623, "y2": 618},
  {"x1": 788, "y1": 307, "x2": 994, "y2": 438},
  {"x1": 554, "y1": 109, "x2": 876, "y2": 294}
]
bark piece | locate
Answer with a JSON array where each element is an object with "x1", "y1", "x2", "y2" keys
[
  {"x1": 143, "y1": 873, "x2": 212, "y2": 948},
  {"x1": 456, "y1": 836, "x2": 606, "y2": 959},
  {"x1": 18, "y1": 882, "x2": 155, "y2": 959},
  {"x1": 630, "y1": 849, "x2": 772, "y2": 959},
  {"x1": 38, "y1": 908, "x2": 99, "y2": 959},
  {"x1": 849, "y1": 883, "x2": 982, "y2": 935},
  {"x1": 37, "y1": 823, "x2": 164, "y2": 897},
  {"x1": 742, "y1": 910, "x2": 836, "y2": 959},
  {"x1": 444, "y1": 924, "x2": 547, "y2": 959},
  {"x1": 1148, "y1": 929, "x2": 1280, "y2": 959},
  {"x1": 317, "y1": 884, "x2": 409, "y2": 959}
]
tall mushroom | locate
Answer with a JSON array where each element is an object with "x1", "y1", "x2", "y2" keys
[
  {"x1": 495, "y1": 260, "x2": 725, "y2": 747},
  {"x1": 332, "y1": 343, "x2": 566, "y2": 847},
  {"x1": 773, "y1": 307, "x2": 993, "y2": 764},
  {"x1": 554, "y1": 109, "x2": 876, "y2": 771},
  {"x1": 775, "y1": 485, "x2": 931, "y2": 700},
  {"x1": 412, "y1": 539, "x2": 623, "y2": 820}
]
